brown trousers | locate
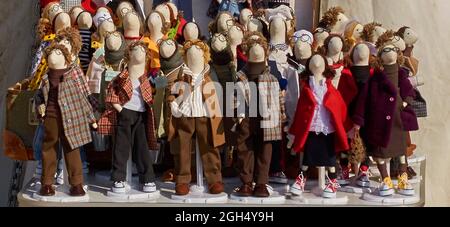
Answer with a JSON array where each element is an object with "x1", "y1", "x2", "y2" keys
[
  {"x1": 41, "y1": 116, "x2": 83, "y2": 186},
  {"x1": 236, "y1": 117, "x2": 272, "y2": 185},
  {"x1": 176, "y1": 117, "x2": 222, "y2": 185}
]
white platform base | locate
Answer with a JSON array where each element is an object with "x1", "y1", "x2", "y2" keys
[
  {"x1": 338, "y1": 185, "x2": 373, "y2": 194},
  {"x1": 106, "y1": 188, "x2": 161, "y2": 202},
  {"x1": 229, "y1": 192, "x2": 286, "y2": 204},
  {"x1": 362, "y1": 191, "x2": 420, "y2": 205},
  {"x1": 32, "y1": 185, "x2": 89, "y2": 203},
  {"x1": 171, "y1": 192, "x2": 228, "y2": 203}
]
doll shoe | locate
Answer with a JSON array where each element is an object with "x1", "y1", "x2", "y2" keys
[
  {"x1": 55, "y1": 169, "x2": 64, "y2": 185},
  {"x1": 112, "y1": 181, "x2": 128, "y2": 194},
  {"x1": 143, "y1": 182, "x2": 157, "y2": 193},
  {"x1": 70, "y1": 184, "x2": 86, "y2": 196},
  {"x1": 397, "y1": 173, "x2": 415, "y2": 196},
  {"x1": 253, "y1": 184, "x2": 270, "y2": 197},
  {"x1": 39, "y1": 185, "x2": 55, "y2": 196},
  {"x1": 378, "y1": 177, "x2": 394, "y2": 197},
  {"x1": 356, "y1": 166, "x2": 371, "y2": 188},
  {"x1": 236, "y1": 183, "x2": 253, "y2": 197},
  {"x1": 337, "y1": 166, "x2": 350, "y2": 185},
  {"x1": 322, "y1": 177, "x2": 340, "y2": 198},
  {"x1": 290, "y1": 173, "x2": 306, "y2": 196},
  {"x1": 175, "y1": 183, "x2": 190, "y2": 196}
]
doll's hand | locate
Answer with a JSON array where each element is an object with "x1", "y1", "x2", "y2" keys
[
  {"x1": 353, "y1": 124, "x2": 361, "y2": 131},
  {"x1": 113, "y1": 104, "x2": 123, "y2": 113},
  {"x1": 403, "y1": 102, "x2": 408, "y2": 108},
  {"x1": 38, "y1": 104, "x2": 46, "y2": 118},
  {"x1": 92, "y1": 123, "x2": 98, "y2": 129},
  {"x1": 231, "y1": 118, "x2": 244, "y2": 132}
]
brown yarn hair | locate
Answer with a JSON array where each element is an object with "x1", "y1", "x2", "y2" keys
[
  {"x1": 145, "y1": 10, "x2": 171, "y2": 35},
  {"x1": 318, "y1": 6, "x2": 345, "y2": 29},
  {"x1": 320, "y1": 34, "x2": 348, "y2": 57},
  {"x1": 300, "y1": 54, "x2": 336, "y2": 81},
  {"x1": 37, "y1": 18, "x2": 53, "y2": 41},
  {"x1": 182, "y1": 39, "x2": 211, "y2": 63},
  {"x1": 241, "y1": 32, "x2": 269, "y2": 61},
  {"x1": 41, "y1": 1, "x2": 60, "y2": 20},
  {"x1": 44, "y1": 43, "x2": 73, "y2": 66},
  {"x1": 55, "y1": 27, "x2": 82, "y2": 55},
  {"x1": 374, "y1": 31, "x2": 405, "y2": 71},
  {"x1": 124, "y1": 41, "x2": 152, "y2": 66},
  {"x1": 361, "y1": 22, "x2": 382, "y2": 42}
]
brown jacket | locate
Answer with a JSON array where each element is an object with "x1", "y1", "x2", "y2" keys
[{"x1": 167, "y1": 64, "x2": 225, "y2": 148}]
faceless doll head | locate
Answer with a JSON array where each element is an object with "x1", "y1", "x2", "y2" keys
[
  {"x1": 318, "y1": 7, "x2": 349, "y2": 34},
  {"x1": 300, "y1": 53, "x2": 335, "y2": 80},
  {"x1": 242, "y1": 34, "x2": 269, "y2": 63},
  {"x1": 209, "y1": 11, "x2": 235, "y2": 35},
  {"x1": 125, "y1": 41, "x2": 150, "y2": 65},
  {"x1": 55, "y1": 27, "x2": 82, "y2": 58},
  {"x1": 146, "y1": 10, "x2": 170, "y2": 36},
  {"x1": 44, "y1": 43, "x2": 72, "y2": 69},
  {"x1": 182, "y1": 39, "x2": 211, "y2": 65},
  {"x1": 397, "y1": 26, "x2": 419, "y2": 47}
]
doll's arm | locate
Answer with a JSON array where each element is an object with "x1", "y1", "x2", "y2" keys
[
  {"x1": 105, "y1": 79, "x2": 122, "y2": 113},
  {"x1": 399, "y1": 69, "x2": 416, "y2": 106},
  {"x1": 76, "y1": 68, "x2": 100, "y2": 113},
  {"x1": 351, "y1": 81, "x2": 369, "y2": 127}
]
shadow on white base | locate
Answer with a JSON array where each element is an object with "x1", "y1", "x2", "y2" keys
[
  {"x1": 171, "y1": 192, "x2": 228, "y2": 203},
  {"x1": 229, "y1": 192, "x2": 286, "y2": 204}
]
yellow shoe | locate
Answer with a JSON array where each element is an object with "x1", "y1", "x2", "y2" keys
[
  {"x1": 397, "y1": 173, "x2": 415, "y2": 196},
  {"x1": 378, "y1": 177, "x2": 394, "y2": 196}
]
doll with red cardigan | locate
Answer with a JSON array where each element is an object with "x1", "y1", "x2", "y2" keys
[{"x1": 289, "y1": 53, "x2": 350, "y2": 198}]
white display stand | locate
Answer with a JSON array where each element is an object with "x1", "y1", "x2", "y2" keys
[
  {"x1": 229, "y1": 192, "x2": 286, "y2": 204},
  {"x1": 106, "y1": 151, "x2": 161, "y2": 202},
  {"x1": 362, "y1": 192, "x2": 420, "y2": 205},
  {"x1": 170, "y1": 139, "x2": 228, "y2": 203}
]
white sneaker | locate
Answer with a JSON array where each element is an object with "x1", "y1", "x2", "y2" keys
[
  {"x1": 55, "y1": 170, "x2": 64, "y2": 185},
  {"x1": 356, "y1": 166, "x2": 371, "y2": 188},
  {"x1": 378, "y1": 177, "x2": 394, "y2": 197},
  {"x1": 322, "y1": 176, "x2": 340, "y2": 198},
  {"x1": 337, "y1": 166, "x2": 350, "y2": 186},
  {"x1": 269, "y1": 172, "x2": 288, "y2": 184},
  {"x1": 112, "y1": 181, "x2": 127, "y2": 194},
  {"x1": 143, "y1": 182, "x2": 157, "y2": 193},
  {"x1": 290, "y1": 173, "x2": 306, "y2": 196}
]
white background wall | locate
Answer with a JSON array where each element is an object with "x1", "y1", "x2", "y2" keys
[{"x1": 322, "y1": 0, "x2": 450, "y2": 206}]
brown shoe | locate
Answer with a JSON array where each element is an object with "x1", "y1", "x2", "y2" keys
[
  {"x1": 39, "y1": 184, "x2": 55, "y2": 196},
  {"x1": 162, "y1": 169, "x2": 175, "y2": 182},
  {"x1": 253, "y1": 184, "x2": 270, "y2": 197},
  {"x1": 175, "y1": 183, "x2": 190, "y2": 195},
  {"x1": 236, "y1": 183, "x2": 253, "y2": 197},
  {"x1": 407, "y1": 166, "x2": 417, "y2": 178},
  {"x1": 209, "y1": 182, "x2": 224, "y2": 194},
  {"x1": 69, "y1": 184, "x2": 86, "y2": 197}
]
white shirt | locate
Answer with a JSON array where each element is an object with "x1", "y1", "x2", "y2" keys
[
  {"x1": 123, "y1": 78, "x2": 146, "y2": 112},
  {"x1": 178, "y1": 64, "x2": 209, "y2": 117},
  {"x1": 309, "y1": 76, "x2": 335, "y2": 135}
]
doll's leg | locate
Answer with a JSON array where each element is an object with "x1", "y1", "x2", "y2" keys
[
  {"x1": 111, "y1": 109, "x2": 133, "y2": 182},
  {"x1": 327, "y1": 166, "x2": 337, "y2": 180},
  {"x1": 375, "y1": 158, "x2": 390, "y2": 179},
  {"x1": 398, "y1": 155, "x2": 408, "y2": 175},
  {"x1": 133, "y1": 112, "x2": 155, "y2": 184},
  {"x1": 196, "y1": 117, "x2": 222, "y2": 185},
  {"x1": 255, "y1": 141, "x2": 272, "y2": 185},
  {"x1": 60, "y1": 138, "x2": 83, "y2": 187},
  {"x1": 236, "y1": 118, "x2": 255, "y2": 184},
  {"x1": 41, "y1": 117, "x2": 60, "y2": 186},
  {"x1": 170, "y1": 138, "x2": 181, "y2": 177},
  {"x1": 176, "y1": 117, "x2": 196, "y2": 184}
]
